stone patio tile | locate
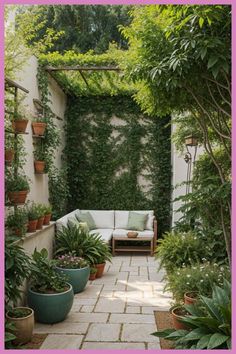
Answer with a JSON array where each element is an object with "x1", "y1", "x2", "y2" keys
[
  {"x1": 40, "y1": 334, "x2": 83, "y2": 349},
  {"x1": 147, "y1": 342, "x2": 161, "y2": 349},
  {"x1": 64, "y1": 312, "x2": 109, "y2": 323},
  {"x1": 94, "y1": 298, "x2": 126, "y2": 313},
  {"x1": 126, "y1": 306, "x2": 140, "y2": 314},
  {"x1": 141, "y1": 306, "x2": 157, "y2": 314},
  {"x1": 121, "y1": 324, "x2": 159, "y2": 342},
  {"x1": 116, "y1": 272, "x2": 129, "y2": 281},
  {"x1": 81, "y1": 342, "x2": 145, "y2": 349},
  {"x1": 109, "y1": 314, "x2": 155, "y2": 324},
  {"x1": 128, "y1": 276, "x2": 149, "y2": 282},
  {"x1": 120, "y1": 266, "x2": 139, "y2": 272},
  {"x1": 113, "y1": 290, "x2": 142, "y2": 299},
  {"x1": 99, "y1": 289, "x2": 114, "y2": 298},
  {"x1": 34, "y1": 322, "x2": 89, "y2": 334},
  {"x1": 34, "y1": 323, "x2": 53, "y2": 334},
  {"x1": 71, "y1": 298, "x2": 97, "y2": 307},
  {"x1": 85, "y1": 323, "x2": 121, "y2": 341},
  {"x1": 127, "y1": 284, "x2": 153, "y2": 292},
  {"x1": 75, "y1": 286, "x2": 102, "y2": 299},
  {"x1": 149, "y1": 273, "x2": 165, "y2": 281},
  {"x1": 103, "y1": 284, "x2": 126, "y2": 291},
  {"x1": 80, "y1": 305, "x2": 94, "y2": 313}
]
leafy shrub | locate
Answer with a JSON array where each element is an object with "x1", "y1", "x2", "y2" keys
[
  {"x1": 55, "y1": 225, "x2": 112, "y2": 265},
  {"x1": 153, "y1": 280, "x2": 231, "y2": 349},
  {"x1": 165, "y1": 261, "x2": 230, "y2": 301},
  {"x1": 155, "y1": 231, "x2": 208, "y2": 273},
  {"x1": 6, "y1": 208, "x2": 28, "y2": 236},
  {"x1": 30, "y1": 248, "x2": 68, "y2": 293},
  {"x1": 6, "y1": 174, "x2": 30, "y2": 192}
]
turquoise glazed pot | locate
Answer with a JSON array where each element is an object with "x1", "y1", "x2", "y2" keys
[
  {"x1": 27, "y1": 283, "x2": 74, "y2": 324},
  {"x1": 55, "y1": 266, "x2": 90, "y2": 294}
]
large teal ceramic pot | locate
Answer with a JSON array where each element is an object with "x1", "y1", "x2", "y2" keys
[
  {"x1": 55, "y1": 266, "x2": 90, "y2": 294},
  {"x1": 27, "y1": 283, "x2": 74, "y2": 324}
]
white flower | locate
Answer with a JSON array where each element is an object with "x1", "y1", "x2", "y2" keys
[
  {"x1": 200, "y1": 280, "x2": 204, "y2": 283},
  {"x1": 187, "y1": 274, "x2": 191, "y2": 278},
  {"x1": 187, "y1": 282, "x2": 190, "y2": 285},
  {"x1": 220, "y1": 267, "x2": 224, "y2": 271},
  {"x1": 194, "y1": 237, "x2": 197, "y2": 240},
  {"x1": 205, "y1": 274, "x2": 209, "y2": 277}
]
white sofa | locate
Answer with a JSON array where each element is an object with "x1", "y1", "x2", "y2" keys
[{"x1": 56, "y1": 210, "x2": 157, "y2": 254}]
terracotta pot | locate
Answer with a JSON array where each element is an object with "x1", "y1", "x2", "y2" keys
[
  {"x1": 8, "y1": 190, "x2": 28, "y2": 205},
  {"x1": 171, "y1": 307, "x2": 189, "y2": 330},
  {"x1": 32, "y1": 122, "x2": 46, "y2": 136},
  {"x1": 5, "y1": 149, "x2": 14, "y2": 164},
  {"x1": 95, "y1": 263, "x2": 106, "y2": 278},
  {"x1": 43, "y1": 213, "x2": 52, "y2": 225},
  {"x1": 36, "y1": 217, "x2": 44, "y2": 230},
  {"x1": 13, "y1": 225, "x2": 27, "y2": 237},
  {"x1": 27, "y1": 219, "x2": 38, "y2": 233},
  {"x1": 184, "y1": 291, "x2": 199, "y2": 305},
  {"x1": 34, "y1": 161, "x2": 45, "y2": 174},
  {"x1": 6, "y1": 307, "x2": 34, "y2": 345},
  {"x1": 89, "y1": 273, "x2": 97, "y2": 281},
  {"x1": 12, "y1": 120, "x2": 28, "y2": 134}
]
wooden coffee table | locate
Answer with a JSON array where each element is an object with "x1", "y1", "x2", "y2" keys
[{"x1": 112, "y1": 236, "x2": 154, "y2": 256}]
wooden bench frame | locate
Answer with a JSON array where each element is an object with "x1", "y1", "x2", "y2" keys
[{"x1": 112, "y1": 217, "x2": 157, "y2": 256}]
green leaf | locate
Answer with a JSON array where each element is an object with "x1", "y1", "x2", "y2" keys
[
  {"x1": 207, "y1": 56, "x2": 218, "y2": 69},
  {"x1": 151, "y1": 328, "x2": 175, "y2": 338},
  {"x1": 196, "y1": 334, "x2": 212, "y2": 349},
  {"x1": 199, "y1": 17, "x2": 204, "y2": 28},
  {"x1": 207, "y1": 333, "x2": 229, "y2": 349},
  {"x1": 183, "y1": 328, "x2": 209, "y2": 341}
]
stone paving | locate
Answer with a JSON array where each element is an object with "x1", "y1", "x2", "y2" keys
[{"x1": 35, "y1": 254, "x2": 172, "y2": 349}]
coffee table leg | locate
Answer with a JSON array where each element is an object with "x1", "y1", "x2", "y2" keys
[
  {"x1": 112, "y1": 237, "x2": 115, "y2": 256},
  {"x1": 150, "y1": 239, "x2": 154, "y2": 256}
]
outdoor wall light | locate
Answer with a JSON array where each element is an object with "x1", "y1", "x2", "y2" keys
[{"x1": 184, "y1": 135, "x2": 198, "y2": 195}]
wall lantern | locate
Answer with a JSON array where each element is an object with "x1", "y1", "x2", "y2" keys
[
  {"x1": 185, "y1": 135, "x2": 198, "y2": 147},
  {"x1": 184, "y1": 134, "x2": 198, "y2": 195}
]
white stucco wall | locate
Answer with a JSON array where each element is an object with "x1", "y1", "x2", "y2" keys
[{"x1": 15, "y1": 55, "x2": 67, "y2": 205}]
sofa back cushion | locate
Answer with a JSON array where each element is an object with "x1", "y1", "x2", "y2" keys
[
  {"x1": 56, "y1": 209, "x2": 80, "y2": 231},
  {"x1": 79, "y1": 210, "x2": 115, "y2": 229},
  {"x1": 115, "y1": 210, "x2": 154, "y2": 230}
]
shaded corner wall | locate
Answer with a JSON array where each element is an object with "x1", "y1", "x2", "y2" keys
[{"x1": 15, "y1": 55, "x2": 67, "y2": 205}]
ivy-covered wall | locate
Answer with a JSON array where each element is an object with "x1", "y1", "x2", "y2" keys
[{"x1": 64, "y1": 95, "x2": 171, "y2": 237}]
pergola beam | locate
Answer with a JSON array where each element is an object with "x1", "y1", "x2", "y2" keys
[{"x1": 45, "y1": 65, "x2": 121, "y2": 72}]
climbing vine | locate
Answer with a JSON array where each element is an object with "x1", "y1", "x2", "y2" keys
[{"x1": 64, "y1": 95, "x2": 171, "y2": 237}]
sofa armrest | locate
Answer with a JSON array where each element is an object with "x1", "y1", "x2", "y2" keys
[{"x1": 153, "y1": 217, "x2": 158, "y2": 250}]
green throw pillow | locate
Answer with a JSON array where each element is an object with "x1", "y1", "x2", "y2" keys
[
  {"x1": 67, "y1": 217, "x2": 80, "y2": 229},
  {"x1": 127, "y1": 212, "x2": 148, "y2": 231},
  {"x1": 76, "y1": 212, "x2": 96, "y2": 230},
  {"x1": 78, "y1": 222, "x2": 89, "y2": 233}
]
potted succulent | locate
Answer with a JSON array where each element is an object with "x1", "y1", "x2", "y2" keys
[
  {"x1": 28, "y1": 248, "x2": 74, "y2": 324},
  {"x1": 31, "y1": 113, "x2": 47, "y2": 136},
  {"x1": 34, "y1": 146, "x2": 46, "y2": 174},
  {"x1": 170, "y1": 305, "x2": 190, "y2": 330},
  {"x1": 27, "y1": 203, "x2": 40, "y2": 233},
  {"x1": 36, "y1": 204, "x2": 45, "y2": 230},
  {"x1": 43, "y1": 205, "x2": 52, "y2": 225},
  {"x1": 6, "y1": 174, "x2": 30, "y2": 205},
  {"x1": 184, "y1": 291, "x2": 199, "y2": 305},
  {"x1": 5, "y1": 237, "x2": 34, "y2": 345},
  {"x1": 5, "y1": 135, "x2": 14, "y2": 165},
  {"x1": 12, "y1": 105, "x2": 30, "y2": 134},
  {"x1": 6, "y1": 208, "x2": 28, "y2": 237},
  {"x1": 55, "y1": 253, "x2": 90, "y2": 293},
  {"x1": 89, "y1": 267, "x2": 98, "y2": 281}
]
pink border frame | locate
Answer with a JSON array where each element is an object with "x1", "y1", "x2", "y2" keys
[{"x1": 0, "y1": 0, "x2": 234, "y2": 353}]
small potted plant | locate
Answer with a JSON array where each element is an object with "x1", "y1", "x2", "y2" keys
[
  {"x1": 31, "y1": 113, "x2": 47, "y2": 136},
  {"x1": 27, "y1": 203, "x2": 40, "y2": 233},
  {"x1": 5, "y1": 238, "x2": 34, "y2": 345},
  {"x1": 89, "y1": 267, "x2": 98, "y2": 281},
  {"x1": 12, "y1": 105, "x2": 30, "y2": 134},
  {"x1": 28, "y1": 248, "x2": 74, "y2": 324},
  {"x1": 170, "y1": 305, "x2": 190, "y2": 330},
  {"x1": 184, "y1": 291, "x2": 199, "y2": 305},
  {"x1": 34, "y1": 146, "x2": 46, "y2": 174},
  {"x1": 36, "y1": 204, "x2": 45, "y2": 230},
  {"x1": 6, "y1": 208, "x2": 28, "y2": 237},
  {"x1": 55, "y1": 253, "x2": 90, "y2": 293},
  {"x1": 94, "y1": 244, "x2": 112, "y2": 278},
  {"x1": 6, "y1": 174, "x2": 30, "y2": 205},
  {"x1": 5, "y1": 135, "x2": 14, "y2": 165},
  {"x1": 43, "y1": 205, "x2": 52, "y2": 225}
]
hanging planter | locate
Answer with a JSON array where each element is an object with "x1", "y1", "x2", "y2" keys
[
  {"x1": 12, "y1": 120, "x2": 28, "y2": 134},
  {"x1": 34, "y1": 160, "x2": 45, "y2": 174},
  {"x1": 32, "y1": 122, "x2": 46, "y2": 136}
]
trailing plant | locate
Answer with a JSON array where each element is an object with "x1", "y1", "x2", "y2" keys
[
  {"x1": 165, "y1": 261, "x2": 230, "y2": 302},
  {"x1": 153, "y1": 280, "x2": 231, "y2": 349},
  {"x1": 48, "y1": 166, "x2": 70, "y2": 220},
  {"x1": 5, "y1": 236, "x2": 31, "y2": 308},
  {"x1": 155, "y1": 231, "x2": 208, "y2": 273},
  {"x1": 30, "y1": 248, "x2": 68, "y2": 293},
  {"x1": 56, "y1": 253, "x2": 88, "y2": 269},
  {"x1": 55, "y1": 225, "x2": 112, "y2": 265}
]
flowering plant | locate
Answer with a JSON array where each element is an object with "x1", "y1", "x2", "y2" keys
[
  {"x1": 56, "y1": 253, "x2": 88, "y2": 269},
  {"x1": 165, "y1": 261, "x2": 230, "y2": 302}
]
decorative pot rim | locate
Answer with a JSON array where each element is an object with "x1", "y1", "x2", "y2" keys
[
  {"x1": 28, "y1": 282, "x2": 73, "y2": 296},
  {"x1": 6, "y1": 306, "x2": 34, "y2": 320},
  {"x1": 13, "y1": 119, "x2": 28, "y2": 122},
  {"x1": 8, "y1": 190, "x2": 29, "y2": 194},
  {"x1": 28, "y1": 219, "x2": 38, "y2": 223},
  {"x1": 171, "y1": 306, "x2": 187, "y2": 317},
  {"x1": 55, "y1": 265, "x2": 90, "y2": 271},
  {"x1": 34, "y1": 160, "x2": 45, "y2": 164},
  {"x1": 184, "y1": 291, "x2": 199, "y2": 298},
  {"x1": 32, "y1": 122, "x2": 46, "y2": 125}
]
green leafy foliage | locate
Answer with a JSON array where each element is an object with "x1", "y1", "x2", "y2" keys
[
  {"x1": 30, "y1": 248, "x2": 68, "y2": 293},
  {"x1": 6, "y1": 174, "x2": 30, "y2": 192},
  {"x1": 152, "y1": 280, "x2": 231, "y2": 349},
  {"x1": 166, "y1": 262, "x2": 230, "y2": 302},
  {"x1": 5, "y1": 321, "x2": 17, "y2": 349},
  {"x1": 6, "y1": 208, "x2": 28, "y2": 237},
  {"x1": 55, "y1": 225, "x2": 112, "y2": 265}
]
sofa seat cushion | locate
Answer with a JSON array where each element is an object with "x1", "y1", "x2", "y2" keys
[
  {"x1": 79, "y1": 210, "x2": 114, "y2": 229},
  {"x1": 115, "y1": 210, "x2": 154, "y2": 230},
  {"x1": 56, "y1": 209, "x2": 80, "y2": 231},
  {"x1": 113, "y1": 229, "x2": 154, "y2": 239},
  {"x1": 89, "y1": 229, "x2": 113, "y2": 243}
]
